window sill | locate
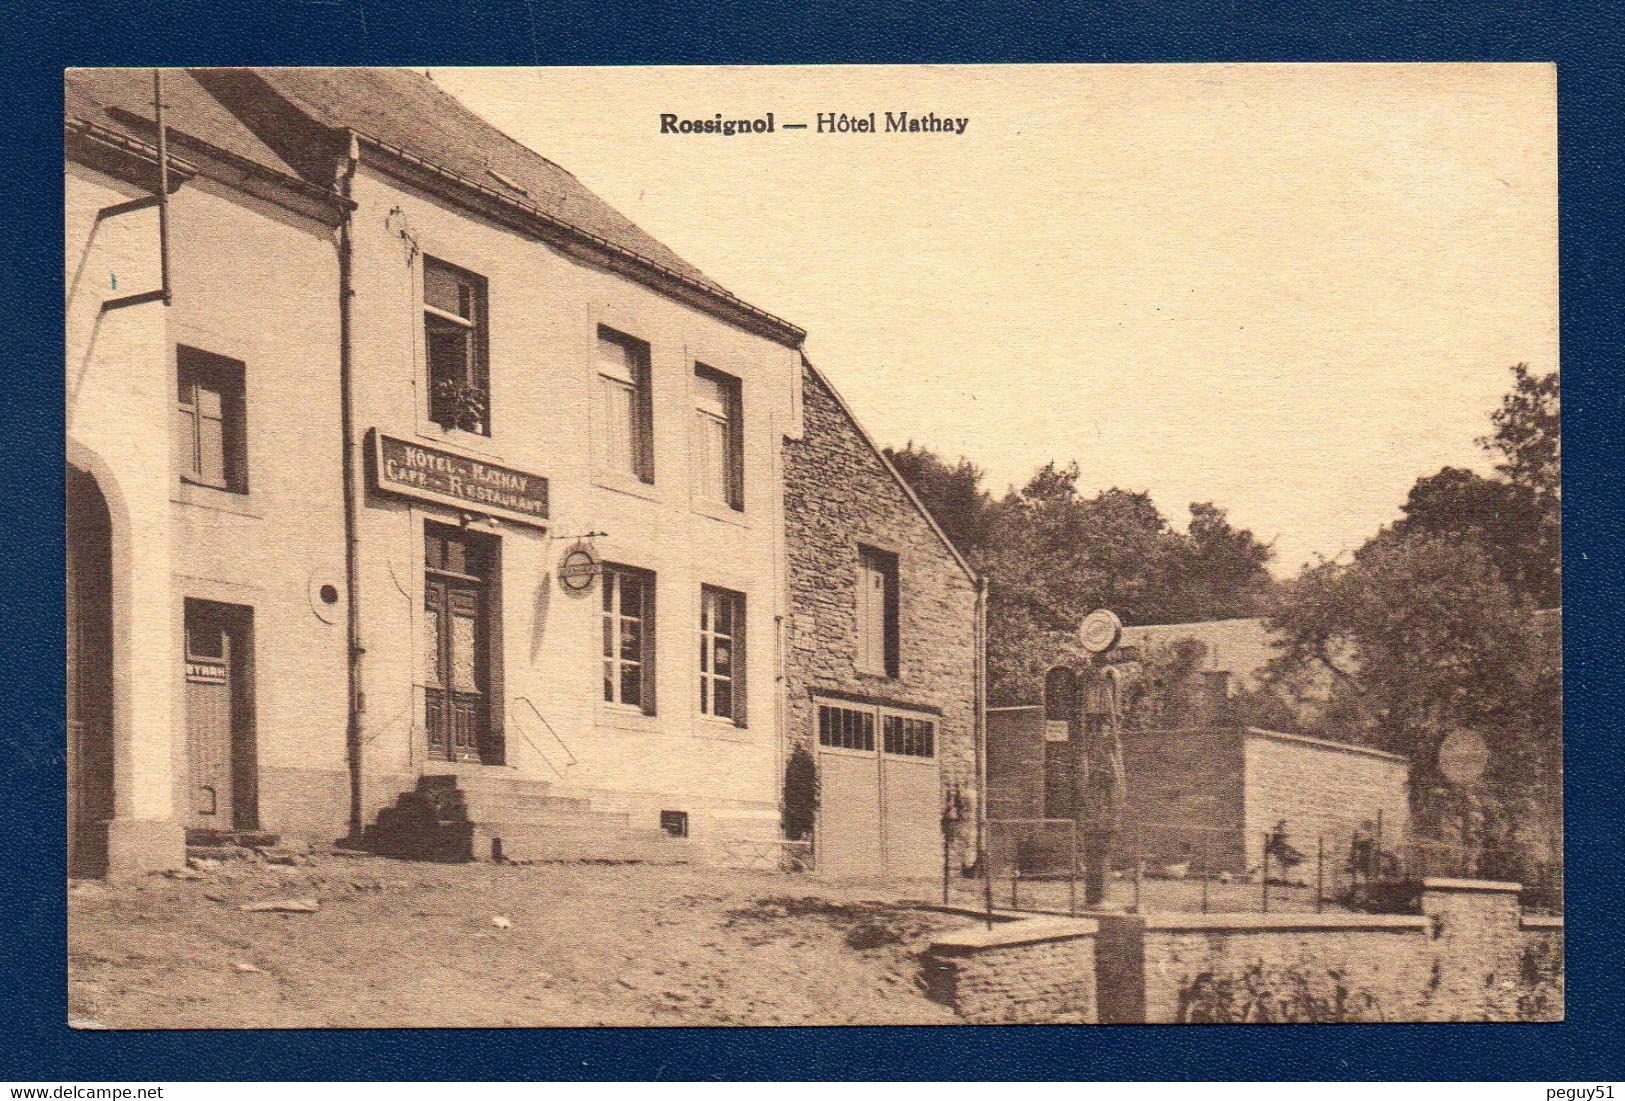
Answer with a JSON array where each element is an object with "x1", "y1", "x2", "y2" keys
[
  {"x1": 592, "y1": 469, "x2": 661, "y2": 503},
  {"x1": 416, "y1": 423, "x2": 504, "y2": 461},
  {"x1": 596, "y1": 703, "x2": 660, "y2": 733},
  {"x1": 173, "y1": 481, "x2": 261, "y2": 519},
  {"x1": 691, "y1": 495, "x2": 749, "y2": 528},
  {"x1": 855, "y1": 667, "x2": 900, "y2": 683},
  {"x1": 695, "y1": 715, "x2": 751, "y2": 741}
]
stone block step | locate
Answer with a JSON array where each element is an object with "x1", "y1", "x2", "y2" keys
[
  {"x1": 471, "y1": 821, "x2": 691, "y2": 865},
  {"x1": 453, "y1": 789, "x2": 602, "y2": 823}
]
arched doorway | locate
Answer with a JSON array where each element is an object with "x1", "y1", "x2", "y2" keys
[{"x1": 68, "y1": 465, "x2": 115, "y2": 876}]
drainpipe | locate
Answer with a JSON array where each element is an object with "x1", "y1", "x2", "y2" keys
[
  {"x1": 336, "y1": 132, "x2": 366, "y2": 841},
  {"x1": 152, "y1": 69, "x2": 172, "y2": 304},
  {"x1": 974, "y1": 575, "x2": 989, "y2": 872}
]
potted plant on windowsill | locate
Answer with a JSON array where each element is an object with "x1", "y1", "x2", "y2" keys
[{"x1": 431, "y1": 377, "x2": 489, "y2": 435}]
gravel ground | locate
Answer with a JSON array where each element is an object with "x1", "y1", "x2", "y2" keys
[{"x1": 67, "y1": 851, "x2": 970, "y2": 1029}]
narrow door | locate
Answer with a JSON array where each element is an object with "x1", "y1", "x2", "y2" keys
[
  {"x1": 424, "y1": 527, "x2": 494, "y2": 763},
  {"x1": 184, "y1": 603, "x2": 241, "y2": 829}
]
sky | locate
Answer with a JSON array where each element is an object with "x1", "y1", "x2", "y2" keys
[{"x1": 431, "y1": 64, "x2": 1556, "y2": 576}]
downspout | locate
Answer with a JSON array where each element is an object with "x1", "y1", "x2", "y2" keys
[
  {"x1": 336, "y1": 132, "x2": 366, "y2": 841},
  {"x1": 152, "y1": 69, "x2": 172, "y2": 303},
  {"x1": 974, "y1": 575, "x2": 989, "y2": 871}
]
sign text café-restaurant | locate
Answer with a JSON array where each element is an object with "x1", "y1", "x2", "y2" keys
[{"x1": 66, "y1": 68, "x2": 982, "y2": 879}]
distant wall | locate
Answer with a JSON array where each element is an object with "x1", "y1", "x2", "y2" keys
[{"x1": 1240, "y1": 729, "x2": 1410, "y2": 870}]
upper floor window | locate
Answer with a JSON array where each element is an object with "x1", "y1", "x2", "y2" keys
[
  {"x1": 602, "y1": 564, "x2": 656, "y2": 714},
  {"x1": 693, "y1": 365, "x2": 743, "y2": 510},
  {"x1": 856, "y1": 545, "x2": 900, "y2": 678},
  {"x1": 595, "y1": 327, "x2": 654, "y2": 483},
  {"x1": 174, "y1": 346, "x2": 247, "y2": 493},
  {"x1": 699, "y1": 586, "x2": 746, "y2": 725},
  {"x1": 423, "y1": 257, "x2": 489, "y2": 435}
]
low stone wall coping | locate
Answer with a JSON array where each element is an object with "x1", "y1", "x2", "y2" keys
[
  {"x1": 1420, "y1": 876, "x2": 1523, "y2": 894},
  {"x1": 1520, "y1": 914, "x2": 1564, "y2": 930},
  {"x1": 1124, "y1": 911, "x2": 1431, "y2": 933},
  {"x1": 929, "y1": 915, "x2": 1099, "y2": 954}
]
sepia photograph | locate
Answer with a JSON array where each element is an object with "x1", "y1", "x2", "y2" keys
[{"x1": 64, "y1": 63, "x2": 1560, "y2": 1028}]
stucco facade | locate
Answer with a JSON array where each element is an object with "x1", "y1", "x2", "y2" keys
[
  {"x1": 66, "y1": 68, "x2": 989, "y2": 878},
  {"x1": 65, "y1": 69, "x2": 846, "y2": 874}
]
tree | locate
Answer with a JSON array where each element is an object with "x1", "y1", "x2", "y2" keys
[
  {"x1": 1264, "y1": 531, "x2": 1557, "y2": 866},
  {"x1": 1392, "y1": 466, "x2": 1559, "y2": 607},
  {"x1": 883, "y1": 450, "x2": 1277, "y2": 701},
  {"x1": 882, "y1": 442, "x2": 997, "y2": 558},
  {"x1": 1480, "y1": 363, "x2": 1560, "y2": 506}
]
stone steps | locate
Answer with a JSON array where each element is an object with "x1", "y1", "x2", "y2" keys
[{"x1": 365, "y1": 773, "x2": 692, "y2": 865}]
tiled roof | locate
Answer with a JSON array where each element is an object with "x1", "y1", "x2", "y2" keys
[
  {"x1": 67, "y1": 68, "x2": 796, "y2": 339},
  {"x1": 66, "y1": 68, "x2": 305, "y2": 180},
  {"x1": 252, "y1": 69, "x2": 727, "y2": 298}
]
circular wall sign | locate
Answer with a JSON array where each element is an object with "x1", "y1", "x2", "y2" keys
[
  {"x1": 558, "y1": 543, "x2": 601, "y2": 593},
  {"x1": 1438, "y1": 727, "x2": 1491, "y2": 786},
  {"x1": 1078, "y1": 608, "x2": 1123, "y2": 654}
]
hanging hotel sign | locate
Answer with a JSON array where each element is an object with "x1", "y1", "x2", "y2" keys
[
  {"x1": 369, "y1": 431, "x2": 549, "y2": 529},
  {"x1": 558, "y1": 541, "x2": 601, "y2": 594}
]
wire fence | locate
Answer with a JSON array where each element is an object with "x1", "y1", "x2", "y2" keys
[{"x1": 949, "y1": 815, "x2": 1562, "y2": 917}]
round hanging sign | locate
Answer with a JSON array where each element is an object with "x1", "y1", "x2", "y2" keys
[
  {"x1": 558, "y1": 543, "x2": 601, "y2": 594},
  {"x1": 1078, "y1": 608, "x2": 1123, "y2": 654},
  {"x1": 1438, "y1": 727, "x2": 1490, "y2": 786}
]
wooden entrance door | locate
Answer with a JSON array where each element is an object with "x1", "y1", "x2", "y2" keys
[
  {"x1": 423, "y1": 527, "x2": 495, "y2": 763},
  {"x1": 184, "y1": 601, "x2": 253, "y2": 830},
  {"x1": 67, "y1": 467, "x2": 114, "y2": 876}
]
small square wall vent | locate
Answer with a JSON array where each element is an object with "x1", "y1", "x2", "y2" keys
[{"x1": 660, "y1": 810, "x2": 689, "y2": 838}]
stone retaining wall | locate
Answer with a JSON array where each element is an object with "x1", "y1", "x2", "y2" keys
[
  {"x1": 924, "y1": 917, "x2": 1098, "y2": 1023},
  {"x1": 924, "y1": 879, "x2": 1562, "y2": 1024}
]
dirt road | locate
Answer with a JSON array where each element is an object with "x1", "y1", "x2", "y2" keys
[{"x1": 67, "y1": 852, "x2": 968, "y2": 1028}]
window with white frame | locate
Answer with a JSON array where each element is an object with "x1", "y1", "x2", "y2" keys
[
  {"x1": 596, "y1": 327, "x2": 653, "y2": 482},
  {"x1": 699, "y1": 586, "x2": 745, "y2": 724},
  {"x1": 692, "y1": 365, "x2": 743, "y2": 510},
  {"x1": 423, "y1": 257, "x2": 489, "y2": 435},
  {"x1": 174, "y1": 346, "x2": 247, "y2": 493},
  {"x1": 602, "y1": 565, "x2": 656, "y2": 713},
  {"x1": 817, "y1": 703, "x2": 874, "y2": 751},
  {"x1": 883, "y1": 714, "x2": 935, "y2": 758},
  {"x1": 816, "y1": 701, "x2": 936, "y2": 759}
]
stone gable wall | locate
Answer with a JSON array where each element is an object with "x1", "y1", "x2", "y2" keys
[{"x1": 782, "y1": 364, "x2": 979, "y2": 858}]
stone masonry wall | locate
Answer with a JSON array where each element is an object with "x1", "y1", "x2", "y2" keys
[
  {"x1": 1092, "y1": 878, "x2": 1561, "y2": 1022},
  {"x1": 782, "y1": 363, "x2": 980, "y2": 861},
  {"x1": 924, "y1": 918, "x2": 1098, "y2": 1023}
]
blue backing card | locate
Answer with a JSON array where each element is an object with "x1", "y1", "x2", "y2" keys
[{"x1": 8, "y1": 0, "x2": 1622, "y2": 1080}]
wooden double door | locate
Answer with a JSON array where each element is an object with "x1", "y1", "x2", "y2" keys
[{"x1": 423, "y1": 525, "x2": 501, "y2": 763}]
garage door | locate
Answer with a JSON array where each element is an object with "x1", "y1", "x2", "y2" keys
[{"x1": 816, "y1": 701, "x2": 942, "y2": 879}]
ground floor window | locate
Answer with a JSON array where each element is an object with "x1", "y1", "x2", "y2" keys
[
  {"x1": 603, "y1": 564, "x2": 657, "y2": 714},
  {"x1": 424, "y1": 523, "x2": 501, "y2": 763},
  {"x1": 699, "y1": 585, "x2": 745, "y2": 724}
]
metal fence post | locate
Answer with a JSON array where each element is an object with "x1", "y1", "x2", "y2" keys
[
  {"x1": 1068, "y1": 820, "x2": 1078, "y2": 917},
  {"x1": 1316, "y1": 836, "x2": 1324, "y2": 913},
  {"x1": 1261, "y1": 832, "x2": 1271, "y2": 913},
  {"x1": 942, "y1": 826, "x2": 950, "y2": 906},
  {"x1": 1200, "y1": 832, "x2": 1210, "y2": 914},
  {"x1": 982, "y1": 818, "x2": 994, "y2": 930}
]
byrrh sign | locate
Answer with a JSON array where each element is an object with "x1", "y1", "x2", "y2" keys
[{"x1": 369, "y1": 431, "x2": 549, "y2": 529}]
